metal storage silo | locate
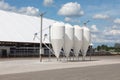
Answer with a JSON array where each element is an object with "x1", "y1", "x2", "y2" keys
[
  {"x1": 51, "y1": 22, "x2": 65, "y2": 59},
  {"x1": 64, "y1": 23, "x2": 74, "y2": 58},
  {"x1": 81, "y1": 26, "x2": 91, "y2": 60},
  {"x1": 73, "y1": 25, "x2": 83, "y2": 57}
]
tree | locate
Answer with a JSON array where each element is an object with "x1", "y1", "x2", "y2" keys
[
  {"x1": 114, "y1": 43, "x2": 120, "y2": 52},
  {"x1": 97, "y1": 45, "x2": 101, "y2": 51},
  {"x1": 97, "y1": 44, "x2": 110, "y2": 51}
]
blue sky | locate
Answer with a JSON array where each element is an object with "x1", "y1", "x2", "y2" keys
[{"x1": 0, "y1": 0, "x2": 120, "y2": 47}]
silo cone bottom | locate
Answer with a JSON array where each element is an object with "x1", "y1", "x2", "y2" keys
[
  {"x1": 56, "y1": 55, "x2": 60, "y2": 61},
  {"x1": 77, "y1": 56, "x2": 79, "y2": 61}
]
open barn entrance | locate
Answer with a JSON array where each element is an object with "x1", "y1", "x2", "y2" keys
[{"x1": 1, "y1": 49, "x2": 7, "y2": 57}]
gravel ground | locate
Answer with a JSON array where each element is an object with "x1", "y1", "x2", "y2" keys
[
  {"x1": 0, "y1": 55, "x2": 120, "y2": 80},
  {"x1": 0, "y1": 63, "x2": 120, "y2": 80}
]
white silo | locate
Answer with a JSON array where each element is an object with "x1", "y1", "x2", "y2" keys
[
  {"x1": 73, "y1": 25, "x2": 83, "y2": 57},
  {"x1": 51, "y1": 22, "x2": 65, "y2": 59},
  {"x1": 64, "y1": 23, "x2": 74, "y2": 58},
  {"x1": 81, "y1": 25, "x2": 91, "y2": 60}
]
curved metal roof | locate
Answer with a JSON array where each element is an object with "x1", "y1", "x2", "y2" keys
[{"x1": 0, "y1": 10, "x2": 56, "y2": 43}]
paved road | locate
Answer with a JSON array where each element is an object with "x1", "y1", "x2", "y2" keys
[{"x1": 0, "y1": 64, "x2": 120, "y2": 80}]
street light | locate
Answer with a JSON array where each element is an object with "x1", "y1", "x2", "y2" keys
[
  {"x1": 83, "y1": 20, "x2": 90, "y2": 26},
  {"x1": 39, "y1": 12, "x2": 46, "y2": 62}
]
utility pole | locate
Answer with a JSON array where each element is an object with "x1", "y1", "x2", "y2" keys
[{"x1": 40, "y1": 12, "x2": 46, "y2": 62}]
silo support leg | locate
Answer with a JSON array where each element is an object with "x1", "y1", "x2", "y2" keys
[
  {"x1": 57, "y1": 58, "x2": 59, "y2": 61},
  {"x1": 73, "y1": 55, "x2": 74, "y2": 61},
  {"x1": 82, "y1": 55, "x2": 86, "y2": 61},
  {"x1": 67, "y1": 57, "x2": 69, "y2": 61},
  {"x1": 78, "y1": 56, "x2": 79, "y2": 61}
]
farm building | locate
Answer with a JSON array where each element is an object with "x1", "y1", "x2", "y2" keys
[{"x1": 0, "y1": 10, "x2": 56, "y2": 57}]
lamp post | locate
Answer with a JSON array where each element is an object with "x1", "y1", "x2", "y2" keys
[
  {"x1": 83, "y1": 20, "x2": 90, "y2": 26},
  {"x1": 39, "y1": 12, "x2": 46, "y2": 62}
]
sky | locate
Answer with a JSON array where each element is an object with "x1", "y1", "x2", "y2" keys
[{"x1": 0, "y1": 0, "x2": 120, "y2": 47}]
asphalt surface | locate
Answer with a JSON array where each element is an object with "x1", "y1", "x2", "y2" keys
[{"x1": 0, "y1": 64, "x2": 120, "y2": 80}]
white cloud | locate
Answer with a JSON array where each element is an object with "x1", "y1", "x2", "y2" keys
[
  {"x1": 43, "y1": 0, "x2": 54, "y2": 7},
  {"x1": 0, "y1": 0, "x2": 39, "y2": 16},
  {"x1": 104, "y1": 25, "x2": 120, "y2": 35},
  {"x1": 114, "y1": 18, "x2": 120, "y2": 24},
  {"x1": 90, "y1": 25, "x2": 99, "y2": 32},
  {"x1": 0, "y1": 0, "x2": 16, "y2": 11},
  {"x1": 64, "y1": 17, "x2": 80, "y2": 23},
  {"x1": 91, "y1": 34, "x2": 97, "y2": 39},
  {"x1": 109, "y1": 30, "x2": 120, "y2": 35},
  {"x1": 18, "y1": 7, "x2": 39, "y2": 16},
  {"x1": 104, "y1": 29, "x2": 120, "y2": 36},
  {"x1": 112, "y1": 25, "x2": 118, "y2": 29},
  {"x1": 93, "y1": 14, "x2": 109, "y2": 19},
  {"x1": 64, "y1": 17, "x2": 71, "y2": 22},
  {"x1": 58, "y1": 2, "x2": 84, "y2": 17},
  {"x1": 91, "y1": 25, "x2": 120, "y2": 44},
  {"x1": 0, "y1": 0, "x2": 9, "y2": 10}
]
